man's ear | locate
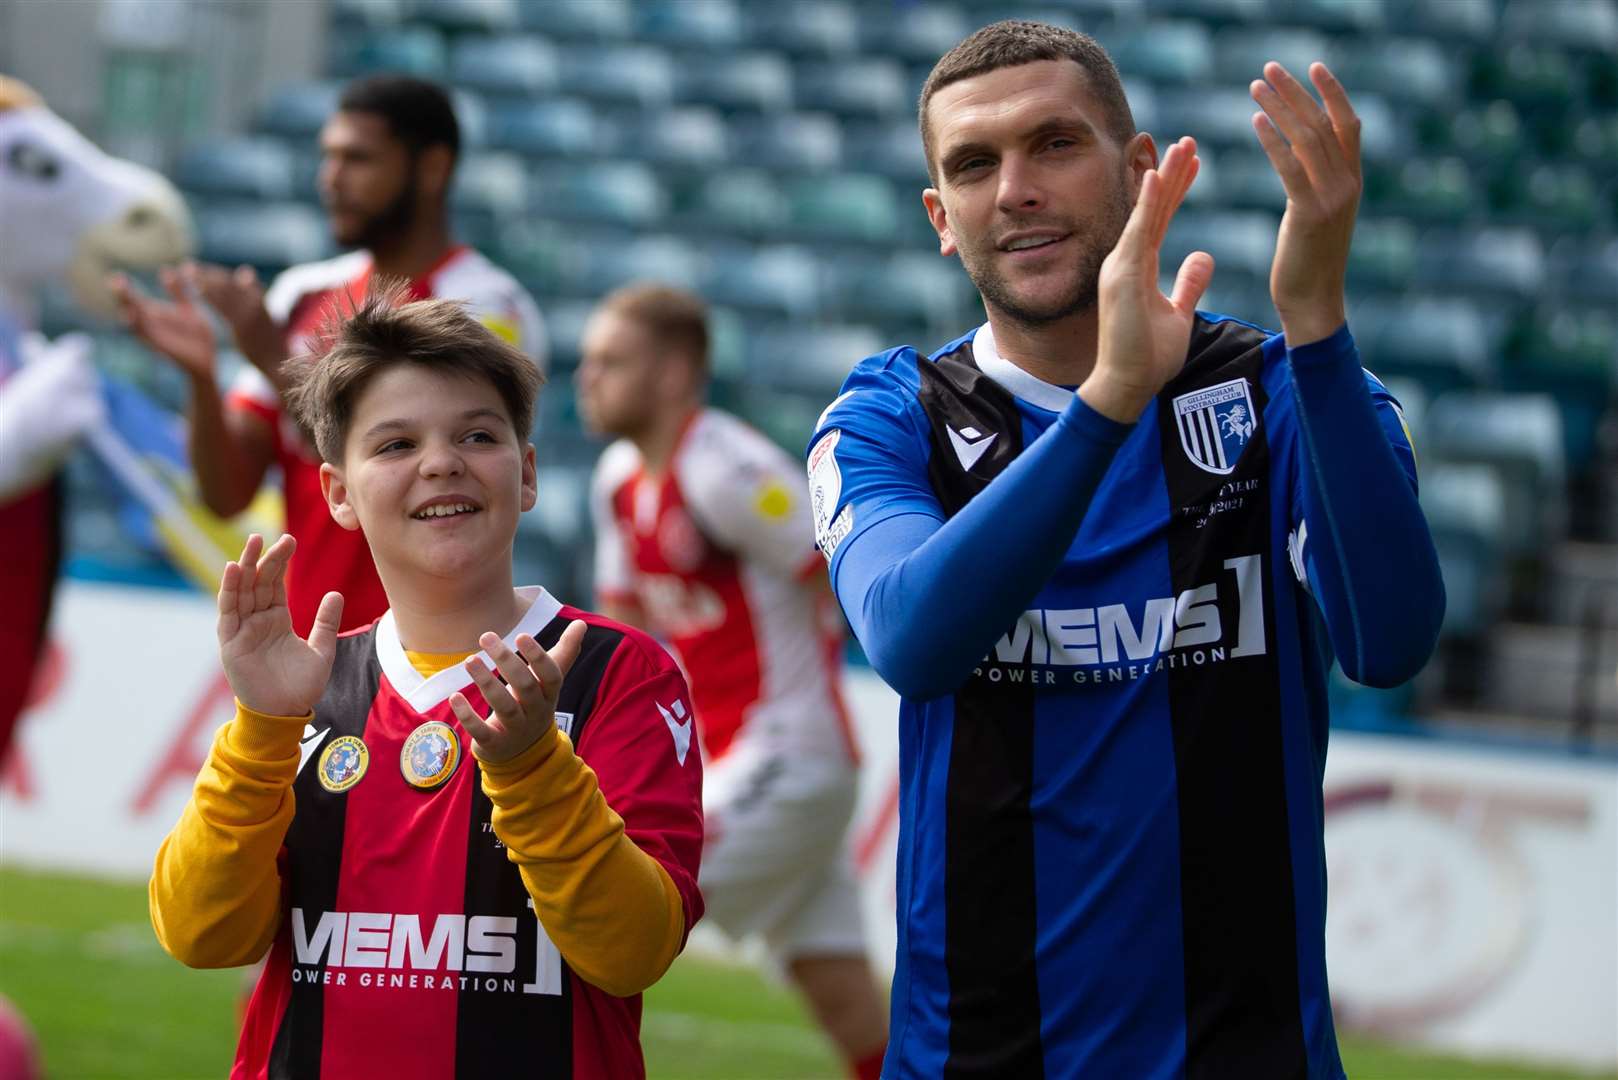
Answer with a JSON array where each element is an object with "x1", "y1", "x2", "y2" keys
[
  {"x1": 1124, "y1": 131, "x2": 1159, "y2": 199},
  {"x1": 417, "y1": 144, "x2": 455, "y2": 201},
  {"x1": 321, "y1": 462, "x2": 362, "y2": 532},
  {"x1": 922, "y1": 188, "x2": 957, "y2": 257},
  {"x1": 520, "y1": 443, "x2": 537, "y2": 514}
]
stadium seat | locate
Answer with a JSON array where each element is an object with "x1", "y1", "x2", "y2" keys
[
  {"x1": 1413, "y1": 227, "x2": 1544, "y2": 299},
  {"x1": 257, "y1": 82, "x2": 342, "y2": 139},
  {"x1": 532, "y1": 161, "x2": 668, "y2": 226},
  {"x1": 1572, "y1": 113, "x2": 1618, "y2": 169},
  {"x1": 175, "y1": 137, "x2": 297, "y2": 201},
  {"x1": 1153, "y1": 88, "x2": 1263, "y2": 148},
  {"x1": 635, "y1": 0, "x2": 743, "y2": 49},
  {"x1": 620, "y1": 106, "x2": 730, "y2": 168},
  {"x1": 1423, "y1": 391, "x2": 1568, "y2": 558},
  {"x1": 1471, "y1": 46, "x2": 1578, "y2": 110},
  {"x1": 1331, "y1": 38, "x2": 1456, "y2": 109},
  {"x1": 703, "y1": 245, "x2": 822, "y2": 318},
  {"x1": 787, "y1": 173, "x2": 901, "y2": 243},
  {"x1": 562, "y1": 233, "x2": 705, "y2": 297},
  {"x1": 843, "y1": 120, "x2": 930, "y2": 186},
  {"x1": 1419, "y1": 462, "x2": 1508, "y2": 638},
  {"x1": 448, "y1": 35, "x2": 559, "y2": 97},
  {"x1": 795, "y1": 57, "x2": 911, "y2": 118},
  {"x1": 331, "y1": 0, "x2": 405, "y2": 27},
  {"x1": 675, "y1": 51, "x2": 794, "y2": 112},
  {"x1": 537, "y1": 296, "x2": 595, "y2": 369},
  {"x1": 1164, "y1": 209, "x2": 1278, "y2": 282},
  {"x1": 1280, "y1": 0, "x2": 1386, "y2": 33},
  {"x1": 517, "y1": 0, "x2": 631, "y2": 39},
  {"x1": 331, "y1": 26, "x2": 447, "y2": 78},
  {"x1": 557, "y1": 45, "x2": 675, "y2": 106},
  {"x1": 488, "y1": 98, "x2": 601, "y2": 158},
  {"x1": 1366, "y1": 157, "x2": 1475, "y2": 222},
  {"x1": 1503, "y1": 302, "x2": 1618, "y2": 467},
  {"x1": 1345, "y1": 218, "x2": 1417, "y2": 291},
  {"x1": 1378, "y1": 376, "x2": 1429, "y2": 438},
  {"x1": 857, "y1": 4, "x2": 971, "y2": 63},
  {"x1": 676, "y1": 170, "x2": 789, "y2": 236},
  {"x1": 1209, "y1": 149, "x2": 1283, "y2": 211},
  {"x1": 1406, "y1": 0, "x2": 1495, "y2": 41},
  {"x1": 1500, "y1": 0, "x2": 1618, "y2": 52},
  {"x1": 448, "y1": 88, "x2": 490, "y2": 150},
  {"x1": 1352, "y1": 296, "x2": 1500, "y2": 394},
  {"x1": 412, "y1": 0, "x2": 518, "y2": 34},
  {"x1": 1493, "y1": 162, "x2": 1603, "y2": 231},
  {"x1": 1108, "y1": 21, "x2": 1213, "y2": 85},
  {"x1": 195, "y1": 202, "x2": 330, "y2": 276},
  {"x1": 1547, "y1": 235, "x2": 1618, "y2": 306},
  {"x1": 449, "y1": 151, "x2": 528, "y2": 217},
  {"x1": 746, "y1": 321, "x2": 886, "y2": 396},
  {"x1": 829, "y1": 251, "x2": 975, "y2": 328},
  {"x1": 731, "y1": 111, "x2": 844, "y2": 173},
  {"x1": 1213, "y1": 27, "x2": 1329, "y2": 84},
  {"x1": 1144, "y1": 0, "x2": 1265, "y2": 27},
  {"x1": 745, "y1": 2, "x2": 859, "y2": 57}
]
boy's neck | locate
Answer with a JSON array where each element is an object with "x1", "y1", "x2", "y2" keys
[{"x1": 384, "y1": 567, "x2": 531, "y2": 655}]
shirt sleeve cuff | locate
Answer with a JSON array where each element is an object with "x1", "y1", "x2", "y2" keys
[
  {"x1": 476, "y1": 720, "x2": 563, "y2": 791},
  {"x1": 1285, "y1": 322, "x2": 1356, "y2": 369},
  {"x1": 228, "y1": 701, "x2": 312, "y2": 762}
]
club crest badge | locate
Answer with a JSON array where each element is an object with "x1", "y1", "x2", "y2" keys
[
  {"x1": 1172, "y1": 377, "x2": 1257, "y2": 476},
  {"x1": 401, "y1": 721, "x2": 461, "y2": 790},
  {"x1": 317, "y1": 735, "x2": 369, "y2": 794}
]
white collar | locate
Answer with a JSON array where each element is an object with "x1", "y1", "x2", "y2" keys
[
  {"x1": 970, "y1": 321, "x2": 1076, "y2": 414},
  {"x1": 375, "y1": 586, "x2": 563, "y2": 713}
]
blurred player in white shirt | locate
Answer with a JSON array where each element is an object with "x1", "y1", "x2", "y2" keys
[{"x1": 578, "y1": 283, "x2": 887, "y2": 1080}]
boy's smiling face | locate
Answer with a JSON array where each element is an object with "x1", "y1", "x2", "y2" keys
[{"x1": 321, "y1": 363, "x2": 537, "y2": 585}]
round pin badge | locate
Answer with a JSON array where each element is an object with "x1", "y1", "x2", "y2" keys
[
  {"x1": 317, "y1": 735, "x2": 369, "y2": 794},
  {"x1": 400, "y1": 721, "x2": 461, "y2": 790}
]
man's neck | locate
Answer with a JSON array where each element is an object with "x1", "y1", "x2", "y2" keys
[
  {"x1": 367, "y1": 215, "x2": 456, "y2": 283},
  {"x1": 984, "y1": 305, "x2": 1101, "y2": 389},
  {"x1": 632, "y1": 403, "x2": 701, "y2": 478},
  {"x1": 383, "y1": 563, "x2": 529, "y2": 655}
]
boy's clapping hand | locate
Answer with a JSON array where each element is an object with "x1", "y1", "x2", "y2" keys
[
  {"x1": 453, "y1": 622, "x2": 587, "y2": 764},
  {"x1": 217, "y1": 533, "x2": 344, "y2": 718}
]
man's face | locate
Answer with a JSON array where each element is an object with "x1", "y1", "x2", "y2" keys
[
  {"x1": 317, "y1": 111, "x2": 417, "y2": 249},
  {"x1": 575, "y1": 309, "x2": 666, "y2": 438},
  {"x1": 323, "y1": 365, "x2": 536, "y2": 586},
  {"x1": 922, "y1": 60, "x2": 1148, "y2": 327}
]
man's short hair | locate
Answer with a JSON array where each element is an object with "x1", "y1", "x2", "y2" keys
[
  {"x1": 919, "y1": 20, "x2": 1135, "y2": 184},
  {"x1": 599, "y1": 282, "x2": 711, "y2": 375},
  {"x1": 286, "y1": 284, "x2": 543, "y2": 463},
  {"x1": 338, "y1": 74, "x2": 461, "y2": 161}
]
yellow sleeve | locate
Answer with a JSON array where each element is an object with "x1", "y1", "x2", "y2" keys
[
  {"x1": 478, "y1": 722, "x2": 685, "y2": 998},
  {"x1": 148, "y1": 702, "x2": 307, "y2": 968}
]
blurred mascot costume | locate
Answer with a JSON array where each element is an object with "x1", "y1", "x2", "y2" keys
[{"x1": 0, "y1": 74, "x2": 193, "y2": 758}]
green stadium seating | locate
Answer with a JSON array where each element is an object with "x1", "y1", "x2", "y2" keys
[
  {"x1": 257, "y1": 82, "x2": 342, "y2": 139},
  {"x1": 533, "y1": 162, "x2": 669, "y2": 226},
  {"x1": 676, "y1": 52, "x2": 795, "y2": 112},
  {"x1": 1406, "y1": 0, "x2": 1495, "y2": 42},
  {"x1": 636, "y1": 0, "x2": 743, "y2": 49},
  {"x1": 732, "y1": 112, "x2": 845, "y2": 173},
  {"x1": 625, "y1": 107, "x2": 732, "y2": 168},
  {"x1": 195, "y1": 203, "x2": 331, "y2": 276},
  {"x1": 676, "y1": 170, "x2": 789, "y2": 236},
  {"x1": 1424, "y1": 391, "x2": 1567, "y2": 559},
  {"x1": 796, "y1": 58, "x2": 910, "y2": 117},
  {"x1": 1109, "y1": 21, "x2": 1213, "y2": 85},
  {"x1": 1414, "y1": 227, "x2": 1545, "y2": 299},
  {"x1": 1213, "y1": 27, "x2": 1328, "y2": 84},
  {"x1": 448, "y1": 36, "x2": 560, "y2": 97},
  {"x1": 746, "y1": 2, "x2": 859, "y2": 57},
  {"x1": 412, "y1": 0, "x2": 519, "y2": 35},
  {"x1": 517, "y1": 0, "x2": 632, "y2": 40},
  {"x1": 1346, "y1": 218, "x2": 1417, "y2": 291},
  {"x1": 489, "y1": 99, "x2": 601, "y2": 158},
  {"x1": 857, "y1": 5, "x2": 972, "y2": 63},
  {"x1": 1501, "y1": 0, "x2": 1618, "y2": 52},
  {"x1": 746, "y1": 321, "x2": 884, "y2": 395},
  {"x1": 1420, "y1": 462, "x2": 1508, "y2": 638},
  {"x1": 331, "y1": 26, "x2": 447, "y2": 78},
  {"x1": 704, "y1": 245, "x2": 823, "y2": 318},
  {"x1": 565, "y1": 233, "x2": 705, "y2": 296},
  {"x1": 1353, "y1": 296, "x2": 1500, "y2": 395},
  {"x1": 1279, "y1": 0, "x2": 1386, "y2": 34},
  {"x1": 450, "y1": 151, "x2": 528, "y2": 216},
  {"x1": 557, "y1": 45, "x2": 675, "y2": 106},
  {"x1": 1331, "y1": 38, "x2": 1456, "y2": 109},
  {"x1": 175, "y1": 137, "x2": 297, "y2": 201},
  {"x1": 788, "y1": 173, "x2": 901, "y2": 242}
]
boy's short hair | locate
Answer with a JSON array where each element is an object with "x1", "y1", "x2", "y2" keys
[
  {"x1": 599, "y1": 282, "x2": 710, "y2": 375},
  {"x1": 919, "y1": 20, "x2": 1135, "y2": 184},
  {"x1": 286, "y1": 283, "x2": 544, "y2": 463}
]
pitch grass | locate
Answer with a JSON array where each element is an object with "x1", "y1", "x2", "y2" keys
[{"x1": 1, "y1": 866, "x2": 1611, "y2": 1080}]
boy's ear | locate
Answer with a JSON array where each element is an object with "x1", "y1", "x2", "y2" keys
[
  {"x1": 320, "y1": 462, "x2": 363, "y2": 532},
  {"x1": 520, "y1": 443, "x2": 537, "y2": 514}
]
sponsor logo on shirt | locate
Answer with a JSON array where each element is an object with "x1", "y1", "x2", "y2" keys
[
  {"x1": 1172, "y1": 377, "x2": 1257, "y2": 476},
  {"x1": 820, "y1": 504, "x2": 853, "y2": 565},
  {"x1": 289, "y1": 906, "x2": 561, "y2": 996},
  {"x1": 975, "y1": 554, "x2": 1266, "y2": 686}
]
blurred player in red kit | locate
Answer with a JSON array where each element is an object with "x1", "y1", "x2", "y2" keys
[
  {"x1": 114, "y1": 74, "x2": 543, "y2": 636},
  {"x1": 577, "y1": 283, "x2": 888, "y2": 1080}
]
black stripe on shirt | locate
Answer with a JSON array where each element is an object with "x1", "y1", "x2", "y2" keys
[
  {"x1": 270, "y1": 628, "x2": 382, "y2": 1079},
  {"x1": 1157, "y1": 320, "x2": 1307, "y2": 1080},
  {"x1": 916, "y1": 347, "x2": 1045, "y2": 1077}
]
